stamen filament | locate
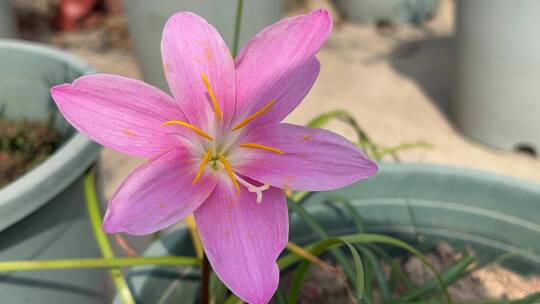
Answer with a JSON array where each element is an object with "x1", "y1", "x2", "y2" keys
[
  {"x1": 193, "y1": 149, "x2": 213, "y2": 184},
  {"x1": 219, "y1": 155, "x2": 240, "y2": 195},
  {"x1": 232, "y1": 99, "x2": 276, "y2": 131},
  {"x1": 162, "y1": 120, "x2": 214, "y2": 141},
  {"x1": 239, "y1": 143, "x2": 284, "y2": 154},
  {"x1": 201, "y1": 73, "x2": 222, "y2": 121}
]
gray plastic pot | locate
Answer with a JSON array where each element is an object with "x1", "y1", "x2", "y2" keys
[
  {"x1": 117, "y1": 163, "x2": 540, "y2": 303},
  {"x1": 124, "y1": 0, "x2": 283, "y2": 92},
  {"x1": 333, "y1": 0, "x2": 439, "y2": 23},
  {"x1": 0, "y1": 40, "x2": 109, "y2": 303},
  {"x1": 452, "y1": 0, "x2": 540, "y2": 153},
  {"x1": 0, "y1": 0, "x2": 17, "y2": 38}
]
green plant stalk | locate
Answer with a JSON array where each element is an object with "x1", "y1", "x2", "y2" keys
[
  {"x1": 0, "y1": 256, "x2": 200, "y2": 272},
  {"x1": 361, "y1": 254, "x2": 374, "y2": 304},
  {"x1": 231, "y1": 0, "x2": 244, "y2": 57},
  {"x1": 287, "y1": 198, "x2": 356, "y2": 281},
  {"x1": 357, "y1": 246, "x2": 392, "y2": 302},
  {"x1": 338, "y1": 234, "x2": 452, "y2": 303},
  {"x1": 85, "y1": 169, "x2": 135, "y2": 304},
  {"x1": 374, "y1": 142, "x2": 433, "y2": 159},
  {"x1": 325, "y1": 196, "x2": 365, "y2": 232},
  {"x1": 287, "y1": 237, "x2": 365, "y2": 303},
  {"x1": 394, "y1": 255, "x2": 474, "y2": 303},
  {"x1": 366, "y1": 243, "x2": 415, "y2": 291}
]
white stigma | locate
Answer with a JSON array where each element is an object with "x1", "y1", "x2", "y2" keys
[{"x1": 234, "y1": 173, "x2": 270, "y2": 203}]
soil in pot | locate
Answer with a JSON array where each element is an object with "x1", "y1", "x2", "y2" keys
[
  {"x1": 0, "y1": 115, "x2": 61, "y2": 188},
  {"x1": 284, "y1": 242, "x2": 540, "y2": 304}
]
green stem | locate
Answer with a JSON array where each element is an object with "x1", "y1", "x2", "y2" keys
[
  {"x1": 0, "y1": 256, "x2": 200, "y2": 272},
  {"x1": 84, "y1": 169, "x2": 135, "y2": 304},
  {"x1": 231, "y1": 0, "x2": 245, "y2": 57}
]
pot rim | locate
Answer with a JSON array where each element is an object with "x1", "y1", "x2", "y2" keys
[{"x1": 0, "y1": 39, "x2": 100, "y2": 232}]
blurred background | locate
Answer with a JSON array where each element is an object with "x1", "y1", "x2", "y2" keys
[
  {"x1": 1, "y1": 0, "x2": 540, "y2": 302},
  {"x1": 1, "y1": 0, "x2": 539, "y2": 195}
]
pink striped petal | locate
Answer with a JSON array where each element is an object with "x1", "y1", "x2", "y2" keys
[
  {"x1": 51, "y1": 74, "x2": 186, "y2": 158},
  {"x1": 103, "y1": 148, "x2": 216, "y2": 235},
  {"x1": 233, "y1": 123, "x2": 378, "y2": 191},
  {"x1": 234, "y1": 9, "x2": 331, "y2": 128},
  {"x1": 161, "y1": 12, "x2": 236, "y2": 130},
  {"x1": 195, "y1": 180, "x2": 288, "y2": 304}
]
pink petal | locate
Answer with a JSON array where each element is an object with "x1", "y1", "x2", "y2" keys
[
  {"x1": 195, "y1": 180, "x2": 288, "y2": 304},
  {"x1": 51, "y1": 74, "x2": 187, "y2": 158},
  {"x1": 234, "y1": 9, "x2": 331, "y2": 128},
  {"x1": 161, "y1": 12, "x2": 236, "y2": 130},
  {"x1": 103, "y1": 148, "x2": 216, "y2": 235},
  {"x1": 233, "y1": 123, "x2": 378, "y2": 191}
]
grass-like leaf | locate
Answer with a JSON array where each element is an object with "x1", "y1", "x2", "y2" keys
[
  {"x1": 358, "y1": 246, "x2": 393, "y2": 302},
  {"x1": 84, "y1": 169, "x2": 135, "y2": 304},
  {"x1": 287, "y1": 237, "x2": 365, "y2": 303},
  {"x1": 287, "y1": 198, "x2": 356, "y2": 281},
  {"x1": 394, "y1": 254, "x2": 474, "y2": 303}
]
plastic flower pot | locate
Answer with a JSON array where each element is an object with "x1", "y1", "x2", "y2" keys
[
  {"x1": 0, "y1": 39, "x2": 108, "y2": 303},
  {"x1": 0, "y1": 0, "x2": 17, "y2": 38},
  {"x1": 123, "y1": 0, "x2": 283, "y2": 92},
  {"x1": 452, "y1": 0, "x2": 540, "y2": 153},
  {"x1": 333, "y1": 0, "x2": 439, "y2": 23},
  {"x1": 116, "y1": 163, "x2": 540, "y2": 303}
]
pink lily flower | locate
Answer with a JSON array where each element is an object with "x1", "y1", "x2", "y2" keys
[{"x1": 51, "y1": 9, "x2": 377, "y2": 304}]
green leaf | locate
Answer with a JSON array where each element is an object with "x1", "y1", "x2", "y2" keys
[
  {"x1": 324, "y1": 196, "x2": 365, "y2": 233},
  {"x1": 307, "y1": 110, "x2": 347, "y2": 128},
  {"x1": 84, "y1": 169, "x2": 135, "y2": 304},
  {"x1": 287, "y1": 237, "x2": 365, "y2": 303},
  {"x1": 357, "y1": 246, "x2": 392, "y2": 302},
  {"x1": 209, "y1": 271, "x2": 229, "y2": 304},
  {"x1": 366, "y1": 243, "x2": 416, "y2": 291},
  {"x1": 287, "y1": 198, "x2": 356, "y2": 281},
  {"x1": 0, "y1": 256, "x2": 200, "y2": 272},
  {"x1": 273, "y1": 284, "x2": 289, "y2": 304},
  {"x1": 339, "y1": 234, "x2": 453, "y2": 303},
  {"x1": 277, "y1": 233, "x2": 453, "y2": 304},
  {"x1": 394, "y1": 254, "x2": 474, "y2": 302},
  {"x1": 222, "y1": 294, "x2": 242, "y2": 304},
  {"x1": 362, "y1": 254, "x2": 374, "y2": 304}
]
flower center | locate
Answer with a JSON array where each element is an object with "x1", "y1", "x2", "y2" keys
[{"x1": 161, "y1": 73, "x2": 284, "y2": 203}]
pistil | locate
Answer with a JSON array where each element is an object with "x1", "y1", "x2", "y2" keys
[{"x1": 234, "y1": 173, "x2": 270, "y2": 203}]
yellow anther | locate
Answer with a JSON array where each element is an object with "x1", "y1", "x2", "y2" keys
[
  {"x1": 232, "y1": 99, "x2": 276, "y2": 131},
  {"x1": 238, "y1": 143, "x2": 284, "y2": 154},
  {"x1": 162, "y1": 120, "x2": 214, "y2": 141},
  {"x1": 193, "y1": 149, "x2": 213, "y2": 184},
  {"x1": 219, "y1": 155, "x2": 240, "y2": 195},
  {"x1": 201, "y1": 73, "x2": 222, "y2": 121}
]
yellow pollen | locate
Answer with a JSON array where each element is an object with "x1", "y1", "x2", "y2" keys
[
  {"x1": 162, "y1": 120, "x2": 214, "y2": 141},
  {"x1": 239, "y1": 143, "x2": 284, "y2": 154},
  {"x1": 201, "y1": 73, "x2": 222, "y2": 121},
  {"x1": 232, "y1": 99, "x2": 276, "y2": 131},
  {"x1": 219, "y1": 155, "x2": 240, "y2": 195},
  {"x1": 193, "y1": 149, "x2": 213, "y2": 184}
]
